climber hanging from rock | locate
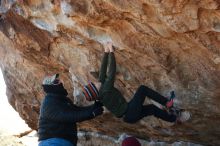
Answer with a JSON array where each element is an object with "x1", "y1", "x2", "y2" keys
[{"x1": 82, "y1": 42, "x2": 190, "y2": 124}]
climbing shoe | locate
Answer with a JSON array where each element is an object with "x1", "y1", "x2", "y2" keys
[
  {"x1": 169, "y1": 107, "x2": 191, "y2": 123},
  {"x1": 166, "y1": 91, "x2": 175, "y2": 108},
  {"x1": 176, "y1": 110, "x2": 191, "y2": 123}
]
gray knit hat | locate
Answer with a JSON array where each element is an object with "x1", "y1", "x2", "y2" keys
[{"x1": 42, "y1": 74, "x2": 60, "y2": 85}]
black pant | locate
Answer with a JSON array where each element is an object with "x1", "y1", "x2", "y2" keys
[{"x1": 123, "y1": 85, "x2": 176, "y2": 123}]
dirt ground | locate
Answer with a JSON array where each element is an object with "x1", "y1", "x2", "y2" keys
[
  {"x1": 0, "y1": 135, "x2": 26, "y2": 146},
  {"x1": 0, "y1": 129, "x2": 38, "y2": 146}
]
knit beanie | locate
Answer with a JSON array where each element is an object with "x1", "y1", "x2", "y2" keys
[
  {"x1": 42, "y1": 74, "x2": 68, "y2": 96},
  {"x1": 122, "y1": 137, "x2": 141, "y2": 146},
  {"x1": 42, "y1": 74, "x2": 60, "y2": 85},
  {"x1": 83, "y1": 82, "x2": 99, "y2": 101}
]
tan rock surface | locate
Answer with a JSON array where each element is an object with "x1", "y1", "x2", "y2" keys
[{"x1": 0, "y1": 0, "x2": 220, "y2": 145}]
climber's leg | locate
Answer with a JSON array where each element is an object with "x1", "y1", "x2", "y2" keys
[
  {"x1": 141, "y1": 104, "x2": 176, "y2": 122},
  {"x1": 135, "y1": 85, "x2": 170, "y2": 106},
  {"x1": 123, "y1": 85, "x2": 176, "y2": 123}
]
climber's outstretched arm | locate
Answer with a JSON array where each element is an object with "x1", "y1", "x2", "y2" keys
[{"x1": 103, "y1": 43, "x2": 116, "y2": 90}]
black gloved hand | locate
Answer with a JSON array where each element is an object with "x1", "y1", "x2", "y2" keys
[
  {"x1": 92, "y1": 101, "x2": 103, "y2": 117},
  {"x1": 94, "y1": 101, "x2": 103, "y2": 107}
]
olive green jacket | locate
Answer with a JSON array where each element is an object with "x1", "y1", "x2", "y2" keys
[{"x1": 99, "y1": 52, "x2": 128, "y2": 118}]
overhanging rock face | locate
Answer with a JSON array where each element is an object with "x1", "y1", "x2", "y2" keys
[{"x1": 0, "y1": 0, "x2": 220, "y2": 145}]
